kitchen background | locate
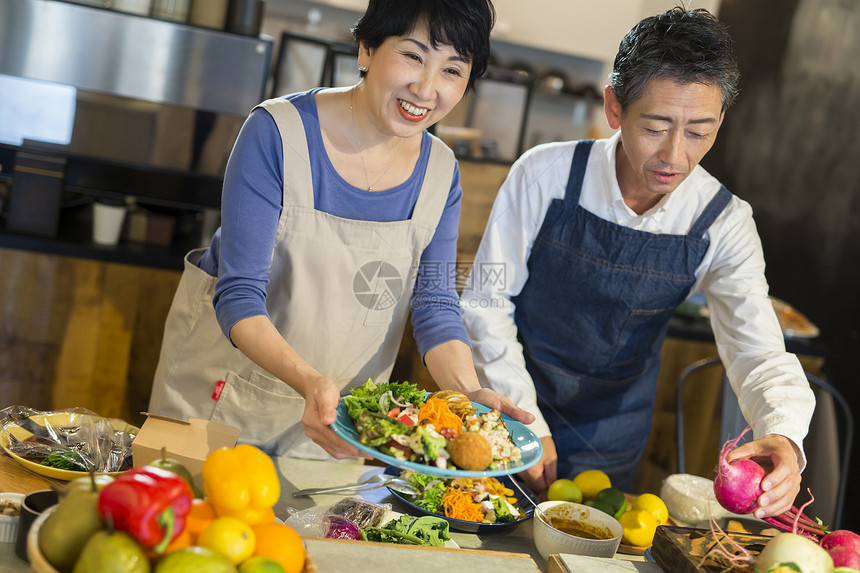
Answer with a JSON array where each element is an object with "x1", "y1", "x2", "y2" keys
[{"x1": 1, "y1": 0, "x2": 857, "y2": 532}]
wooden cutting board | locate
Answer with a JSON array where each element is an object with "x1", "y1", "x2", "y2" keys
[
  {"x1": 651, "y1": 525, "x2": 773, "y2": 573},
  {"x1": 546, "y1": 554, "x2": 664, "y2": 573},
  {"x1": 303, "y1": 537, "x2": 541, "y2": 573}
]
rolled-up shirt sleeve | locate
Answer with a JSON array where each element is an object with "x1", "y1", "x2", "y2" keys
[{"x1": 700, "y1": 200, "x2": 815, "y2": 470}]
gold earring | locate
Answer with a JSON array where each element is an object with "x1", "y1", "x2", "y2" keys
[{"x1": 358, "y1": 64, "x2": 368, "y2": 72}]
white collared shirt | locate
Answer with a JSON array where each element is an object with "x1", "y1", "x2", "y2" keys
[{"x1": 460, "y1": 132, "x2": 815, "y2": 466}]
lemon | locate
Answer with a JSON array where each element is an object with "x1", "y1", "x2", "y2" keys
[
  {"x1": 547, "y1": 479, "x2": 583, "y2": 503},
  {"x1": 619, "y1": 509, "x2": 658, "y2": 547},
  {"x1": 198, "y1": 516, "x2": 256, "y2": 565},
  {"x1": 632, "y1": 493, "x2": 669, "y2": 525},
  {"x1": 572, "y1": 469, "x2": 612, "y2": 501}
]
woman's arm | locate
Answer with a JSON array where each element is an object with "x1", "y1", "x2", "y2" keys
[{"x1": 230, "y1": 315, "x2": 370, "y2": 460}]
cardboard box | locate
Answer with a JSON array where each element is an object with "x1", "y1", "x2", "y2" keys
[{"x1": 132, "y1": 413, "x2": 240, "y2": 488}]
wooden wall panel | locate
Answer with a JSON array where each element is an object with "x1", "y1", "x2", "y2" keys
[{"x1": 0, "y1": 248, "x2": 180, "y2": 427}]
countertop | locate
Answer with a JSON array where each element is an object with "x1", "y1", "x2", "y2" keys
[{"x1": 0, "y1": 452, "x2": 648, "y2": 572}]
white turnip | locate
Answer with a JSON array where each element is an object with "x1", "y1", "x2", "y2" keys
[{"x1": 755, "y1": 532, "x2": 835, "y2": 573}]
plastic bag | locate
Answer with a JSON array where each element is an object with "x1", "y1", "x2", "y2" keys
[
  {"x1": 284, "y1": 496, "x2": 391, "y2": 539},
  {"x1": 0, "y1": 405, "x2": 136, "y2": 473}
]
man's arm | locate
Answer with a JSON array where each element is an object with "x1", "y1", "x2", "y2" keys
[{"x1": 701, "y1": 199, "x2": 815, "y2": 516}]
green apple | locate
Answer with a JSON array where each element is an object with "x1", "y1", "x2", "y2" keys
[{"x1": 547, "y1": 478, "x2": 583, "y2": 503}]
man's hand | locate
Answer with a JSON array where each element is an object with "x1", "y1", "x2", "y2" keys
[
  {"x1": 519, "y1": 436, "x2": 558, "y2": 498},
  {"x1": 301, "y1": 375, "x2": 372, "y2": 460},
  {"x1": 465, "y1": 387, "x2": 536, "y2": 425},
  {"x1": 726, "y1": 433, "x2": 801, "y2": 518}
]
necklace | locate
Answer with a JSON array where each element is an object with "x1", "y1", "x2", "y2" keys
[{"x1": 350, "y1": 89, "x2": 403, "y2": 191}]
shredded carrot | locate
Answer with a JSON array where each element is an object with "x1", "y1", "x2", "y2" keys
[
  {"x1": 442, "y1": 488, "x2": 485, "y2": 522},
  {"x1": 418, "y1": 398, "x2": 462, "y2": 434}
]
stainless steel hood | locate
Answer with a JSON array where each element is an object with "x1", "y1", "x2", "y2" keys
[{"x1": 0, "y1": 0, "x2": 273, "y2": 116}]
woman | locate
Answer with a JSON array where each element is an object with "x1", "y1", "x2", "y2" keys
[{"x1": 148, "y1": 0, "x2": 533, "y2": 459}]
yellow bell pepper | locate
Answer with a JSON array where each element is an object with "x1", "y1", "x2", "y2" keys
[{"x1": 201, "y1": 444, "x2": 281, "y2": 525}]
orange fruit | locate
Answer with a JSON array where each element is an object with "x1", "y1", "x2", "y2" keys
[
  {"x1": 146, "y1": 527, "x2": 192, "y2": 560},
  {"x1": 198, "y1": 516, "x2": 256, "y2": 565},
  {"x1": 162, "y1": 528, "x2": 192, "y2": 554},
  {"x1": 185, "y1": 498, "x2": 217, "y2": 543},
  {"x1": 251, "y1": 523, "x2": 305, "y2": 573}
]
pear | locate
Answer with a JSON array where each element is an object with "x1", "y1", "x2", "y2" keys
[
  {"x1": 148, "y1": 447, "x2": 203, "y2": 498},
  {"x1": 61, "y1": 474, "x2": 115, "y2": 497},
  {"x1": 39, "y1": 489, "x2": 105, "y2": 573},
  {"x1": 72, "y1": 530, "x2": 150, "y2": 573}
]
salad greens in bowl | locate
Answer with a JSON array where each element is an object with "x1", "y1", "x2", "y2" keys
[{"x1": 383, "y1": 465, "x2": 536, "y2": 533}]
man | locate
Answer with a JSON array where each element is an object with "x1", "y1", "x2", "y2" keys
[{"x1": 460, "y1": 7, "x2": 814, "y2": 519}]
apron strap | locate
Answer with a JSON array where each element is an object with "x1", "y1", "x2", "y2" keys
[
  {"x1": 255, "y1": 97, "x2": 314, "y2": 209},
  {"x1": 688, "y1": 186, "x2": 732, "y2": 238},
  {"x1": 410, "y1": 133, "x2": 456, "y2": 229},
  {"x1": 563, "y1": 139, "x2": 595, "y2": 208}
]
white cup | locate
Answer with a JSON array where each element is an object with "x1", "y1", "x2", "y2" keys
[{"x1": 92, "y1": 201, "x2": 127, "y2": 245}]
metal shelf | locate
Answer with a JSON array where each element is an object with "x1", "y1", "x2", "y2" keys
[{"x1": 1, "y1": 0, "x2": 273, "y2": 116}]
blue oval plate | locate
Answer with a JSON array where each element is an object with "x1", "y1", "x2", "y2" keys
[
  {"x1": 331, "y1": 399, "x2": 542, "y2": 478},
  {"x1": 382, "y1": 466, "x2": 536, "y2": 533}
]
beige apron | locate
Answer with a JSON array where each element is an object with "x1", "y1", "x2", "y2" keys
[{"x1": 149, "y1": 97, "x2": 455, "y2": 458}]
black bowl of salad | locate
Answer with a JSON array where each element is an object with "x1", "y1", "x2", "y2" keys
[{"x1": 382, "y1": 466, "x2": 536, "y2": 533}]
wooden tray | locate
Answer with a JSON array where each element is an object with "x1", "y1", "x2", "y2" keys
[{"x1": 651, "y1": 525, "x2": 773, "y2": 573}]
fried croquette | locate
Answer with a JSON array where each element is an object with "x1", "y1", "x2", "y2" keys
[{"x1": 447, "y1": 431, "x2": 493, "y2": 471}]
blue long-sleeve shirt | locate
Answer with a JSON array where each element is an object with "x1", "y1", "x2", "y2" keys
[{"x1": 197, "y1": 90, "x2": 469, "y2": 358}]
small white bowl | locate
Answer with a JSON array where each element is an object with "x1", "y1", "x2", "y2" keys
[
  {"x1": 660, "y1": 473, "x2": 730, "y2": 526},
  {"x1": 533, "y1": 500, "x2": 623, "y2": 560},
  {"x1": 0, "y1": 492, "x2": 25, "y2": 543}
]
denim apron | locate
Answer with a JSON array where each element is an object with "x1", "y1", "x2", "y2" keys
[
  {"x1": 512, "y1": 140, "x2": 731, "y2": 489},
  {"x1": 149, "y1": 98, "x2": 454, "y2": 458}
]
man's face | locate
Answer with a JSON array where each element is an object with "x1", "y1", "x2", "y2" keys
[{"x1": 604, "y1": 78, "x2": 724, "y2": 204}]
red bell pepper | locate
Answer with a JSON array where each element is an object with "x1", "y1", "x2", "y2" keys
[{"x1": 98, "y1": 465, "x2": 193, "y2": 553}]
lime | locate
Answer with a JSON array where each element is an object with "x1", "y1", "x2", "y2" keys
[
  {"x1": 619, "y1": 509, "x2": 658, "y2": 547},
  {"x1": 595, "y1": 487, "x2": 627, "y2": 518},
  {"x1": 584, "y1": 498, "x2": 615, "y2": 517},
  {"x1": 572, "y1": 469, "x2": 612, "y2": 501},
  {"x1": 632, "y1": 493, "x2": 669, "y2": 525},
  {"x1": 547, "y1": 479, "x2": 583, "y2": 503},
  {"x1": 199, "y1": 517, "x2": 256, "y2": 565},
  {"x1": 239, "y1": 556, "x2": 287, "y2": 573},
  {"x1": 154, "y1": 546, "x2": 236, "y2": 573}
]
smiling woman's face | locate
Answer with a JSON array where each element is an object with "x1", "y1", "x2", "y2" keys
[
  {"x1": 358, "y1": 20, "x2": 471, "y2": 138},
  {"x1": 605, "y1": 77, "x2": 724, "y2": 204}
]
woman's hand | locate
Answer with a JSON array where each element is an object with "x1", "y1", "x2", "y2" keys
[
  {"x1": 301, "y1": 374, "x2": 372, "y2": 460},
  {"x1": 726, "y1": 433, "x2": 801, "y2": 518},
  {"x1": 519, "y1": 436, "x2": 558, "y2": 498}
]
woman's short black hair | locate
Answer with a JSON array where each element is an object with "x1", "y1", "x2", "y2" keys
[
  {"x1": 611, "y1": 7, "x2": 740, "y2": 112},
  {"x1": 352, "y1": 0, "x2": 495, "y2": 91}
]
